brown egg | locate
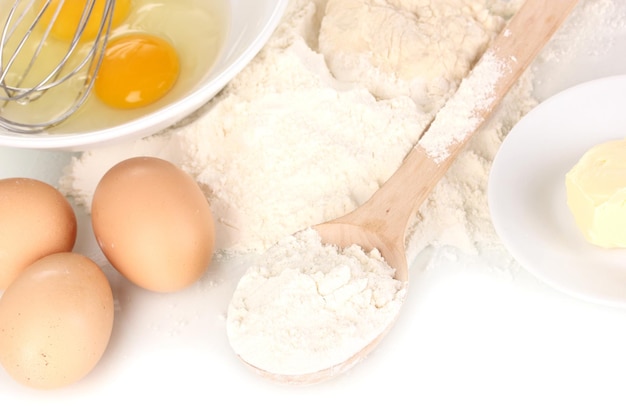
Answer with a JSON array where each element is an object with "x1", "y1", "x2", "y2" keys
[
  {"x1": 0, "y1": 178, "x2": 77, "y2": 289},
  {"x1": 91, "y1": 157, "x2": 215, "y2": 292},
  {"x1": 0, "y1": 252, "x2": 114, "y2": 389}
]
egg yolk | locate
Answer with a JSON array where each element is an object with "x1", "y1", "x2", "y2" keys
[
  {"x1": 39, "y1": 0, "x2": 131, "y2": 42},
  {"x1": 94, "y1": 34, "x2": 180, "y2": 109}
]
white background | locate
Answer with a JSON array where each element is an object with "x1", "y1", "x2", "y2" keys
[{"x1": 2, "y1": 2, "x2": 626, "y2": 416}]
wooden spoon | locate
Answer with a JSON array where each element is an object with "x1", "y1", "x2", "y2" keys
[
  {"x1": 233, "y1": 0, "x2": 579, "y2": 384},
  {"x1": 315, "y1": 0, "x2": 579, "y2": 283}
]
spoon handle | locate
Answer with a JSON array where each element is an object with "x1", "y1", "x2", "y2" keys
[{"x1": 358, "y1": 0, "x2": 579, "y2": 234}]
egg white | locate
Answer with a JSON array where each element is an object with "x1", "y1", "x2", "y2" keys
[{"x1": 0, "y1": 0, "x2": 228, "y2": 132}]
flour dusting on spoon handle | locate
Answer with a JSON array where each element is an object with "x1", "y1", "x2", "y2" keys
[{"x1": 418, "y1": 0, "x2": 581, "y2": 164}]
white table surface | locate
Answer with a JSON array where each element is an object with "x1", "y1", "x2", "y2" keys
[{"x1": 2, "y1": 3, "x2": 626, "y2": 416}]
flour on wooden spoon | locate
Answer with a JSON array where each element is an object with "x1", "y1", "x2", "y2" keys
[{"x1": 226, "y1": 228, "x2": 406, "y2": 378}]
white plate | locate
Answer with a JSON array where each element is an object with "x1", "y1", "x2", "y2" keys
[{"x1": 489, "y1": 75, "x2": 626, "y2": 308}]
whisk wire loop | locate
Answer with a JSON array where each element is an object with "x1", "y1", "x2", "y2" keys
[{"x1": 0, "y1": 0, "x2": 116, "y2": 133}]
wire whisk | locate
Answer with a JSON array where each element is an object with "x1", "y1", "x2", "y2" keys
[{"x1": 0, "y1": 0, "x2": 116, "y2": 133}]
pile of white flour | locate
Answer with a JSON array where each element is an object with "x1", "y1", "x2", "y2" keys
[{"x1": 60, "y1": 0, "x2": 614, "y2": 271}]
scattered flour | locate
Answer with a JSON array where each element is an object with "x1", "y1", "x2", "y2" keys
[
  {"x1": 226, "y1": 228, "x2": 405, "y2": 377},
  {"x1": 60, "y1": 0, "x2": 525, "y2": 265},
  {"x1": 536, "y1": 0, "x2": 622, "y2": 62}
]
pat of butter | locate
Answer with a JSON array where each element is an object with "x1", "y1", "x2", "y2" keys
[{"x1": 565, "y1": 138, "x2": 626, "y2": 248}]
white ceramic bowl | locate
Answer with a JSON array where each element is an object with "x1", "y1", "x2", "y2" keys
[{"x1": 0, "y1": 0, "x2": 288, "y2": 151}]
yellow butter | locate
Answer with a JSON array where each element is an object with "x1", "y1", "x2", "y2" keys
[{"x1": 565, "y1": 138, "x2": 626, "y2": 248}]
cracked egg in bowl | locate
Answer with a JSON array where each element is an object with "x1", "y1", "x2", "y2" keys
[{"x1": 0, "y1": 0, "x2": 288, "y2": 150}]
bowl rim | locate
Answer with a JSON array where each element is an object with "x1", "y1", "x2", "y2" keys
[{"x1": 0, "y1": 0, "x2": 289, "y2": 151}]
